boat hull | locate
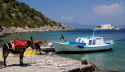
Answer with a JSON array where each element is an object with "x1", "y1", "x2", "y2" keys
[{"x1": 53, "y1": 43, "x2": 113, "y2": 53}]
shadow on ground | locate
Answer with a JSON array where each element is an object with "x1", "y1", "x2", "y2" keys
[
  {"x1": 0, "y1": 61, "x2": 4, "y2": 69},
  {"x1": 7, "y1": 63, "x2": 31, "y2": 67},
  {"x1": 0, "y1": 61, "x2": 31, "y2": 69}
]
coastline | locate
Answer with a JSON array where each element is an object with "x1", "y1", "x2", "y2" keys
[
  {"x1": 0, "y1": 26, "x2": 71, "y2": 37},
  {"x1": 0, "y1": 27, "x2": 96, "y2": 72}
]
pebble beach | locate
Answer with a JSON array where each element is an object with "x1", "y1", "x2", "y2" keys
[{"x1": 0, "y1": 49, "x2": 93, "y2": 72}]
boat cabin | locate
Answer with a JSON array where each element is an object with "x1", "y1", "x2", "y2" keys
[{"x1": 76, "y1": 37, "x2": 105, "y2": 46}]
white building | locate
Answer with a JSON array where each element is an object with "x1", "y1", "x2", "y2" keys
[{"x1": 97, "y1": 24, "x2": 114, "y2": 30}]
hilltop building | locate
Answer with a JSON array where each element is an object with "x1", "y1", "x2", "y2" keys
[{"x1": 97, "y1": 24, "x2": 120, "y2": 30}]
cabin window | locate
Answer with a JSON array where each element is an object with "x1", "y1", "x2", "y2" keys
[
  {"x1": 93, "y1": 40, "x2": 96, "y2": 45},
  {"x1": 96, "y1": 38, "x2": 101, "y2": 40},
  {"x1": 89, "y1": 40, "x2": 92, "y2": 45},
  {"x1": 82, "y1": 41, "x2": 84, "y2": 43},
  {"x1": 78, "y1": 39, "x2": 81, "y2": 42}
]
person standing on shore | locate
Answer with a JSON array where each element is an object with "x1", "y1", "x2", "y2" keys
[
  {"x1": 35, "y1": 40, "x2": 42, "y2": 55},
  {"x1": 59, "y1": 35, "x2": 66, "y2": 42},
  {"x1": 43, "y1": 40, "x2": 47, "y2": 47}
]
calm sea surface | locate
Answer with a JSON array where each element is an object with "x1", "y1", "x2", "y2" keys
[{"x1": 0, "y1": 29, "x2": 125, "y2": 71}]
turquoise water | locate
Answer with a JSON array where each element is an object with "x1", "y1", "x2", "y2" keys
[{"x1": 0, "y1": 29, "x2": 125, "y2": 71}]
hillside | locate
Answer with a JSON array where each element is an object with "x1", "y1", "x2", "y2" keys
[{"x1": 0, "y1": 0, "x2": 69, "y2": 30}]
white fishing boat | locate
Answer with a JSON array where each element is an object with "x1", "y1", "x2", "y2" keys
[{"x1": 53, "y1": 30, "x2": 114, "y2": 53}]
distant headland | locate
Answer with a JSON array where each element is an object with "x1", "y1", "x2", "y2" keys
[{"x1": 97, "y1": 24, "x2": 120, "y2": 30}]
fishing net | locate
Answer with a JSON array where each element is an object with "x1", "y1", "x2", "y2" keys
[
  {"x1": 0, "y1": 56, "x2": 2, "y2": 58},
  {"x1": 0, "y1": 49, "x2": 2, "y2": 58},
  {"x1": 24, "y1": 47, "x2": 36, "y2": 56}
]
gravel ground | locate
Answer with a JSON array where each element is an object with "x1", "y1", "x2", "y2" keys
[{"x1": 0, "y1": 51, "x2": 90, "y2": 72}]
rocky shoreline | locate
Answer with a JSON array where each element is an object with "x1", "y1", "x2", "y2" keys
[{"x1": 0, "y1": 25, "x2": 70, "y2": 37}]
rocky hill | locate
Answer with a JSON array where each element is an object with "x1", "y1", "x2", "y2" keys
[{"x1": 0, "y1": 0, "x2": 70, "y2": 34}]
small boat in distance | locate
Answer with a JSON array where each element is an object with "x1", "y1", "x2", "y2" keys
[{"x1": 53, "y1": 29, "x2": 114, "y2": 53}]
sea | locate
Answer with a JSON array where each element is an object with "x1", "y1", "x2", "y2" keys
[{"x1": 0, "y1": 29, "x2": 125, "y2": 71}]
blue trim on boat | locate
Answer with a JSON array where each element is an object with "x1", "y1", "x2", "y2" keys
[{"x1": 53, "y1": 41, "x2": 86, "y2": 48}]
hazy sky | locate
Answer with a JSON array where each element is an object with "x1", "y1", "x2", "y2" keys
[{"x1": 18, "y1": 0, "x2": 125, "y2": 28}]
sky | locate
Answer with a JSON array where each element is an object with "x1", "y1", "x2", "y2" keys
[{"x1": 18, "y1": 0, "x2": 125, "y2": 29}]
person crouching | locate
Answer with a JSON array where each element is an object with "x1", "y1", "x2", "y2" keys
[{"x1": 35, "y1": 40, "x2": 42, "y2": 55}]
